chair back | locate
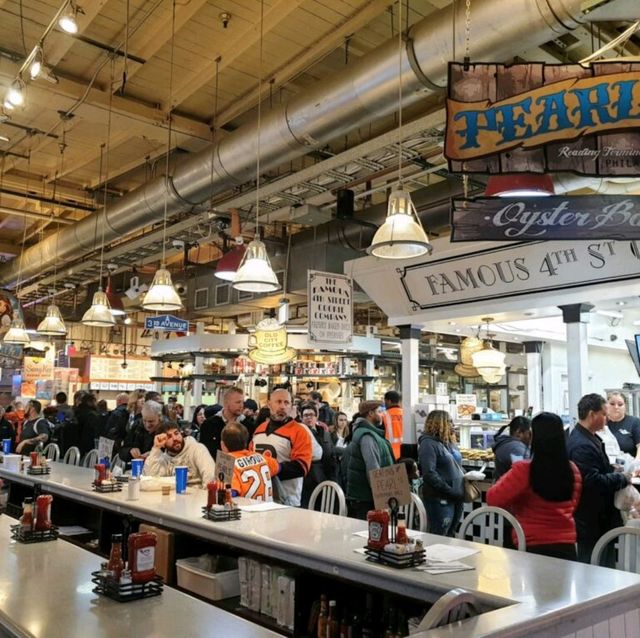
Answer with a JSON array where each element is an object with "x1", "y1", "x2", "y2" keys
[
  {"x1": 591, "y1": 526, "x2": 640, "y2": 572},
  {"x1": 82, "y1": 449, "x2": 99, "y2": 468},
  {"x1": 62, "y1": 446, "x2": 81, "y2": 466},
  {"x1": 43, "y1": 443, "x2": 60, "y2": 462},
  {"x1": 416, "y1": 588, "x2": 480, "y2": 630},
  {"x1": 457, "y1": 505, "x2": 526, "y2": 551},
  {"x1": 398, "y1": 492, "x2": 427, "y2": 532},
  {"x1": 308, "y1": 481, "x2": 347, "y2": 516},
  {"x1": 111, "y1": 454, "x2": 127, "y2": 473}
]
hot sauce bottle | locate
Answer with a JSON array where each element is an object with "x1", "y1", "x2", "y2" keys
[
  {"x1": 366, "y1": 509, "x2": 390, "y2": 550},
  {"x1": 128, "y1": 531, "x2": 157, "y2": 583},
  {"x1": 108, "y1": 533, "x2": 125, "y2": 582},
  {"x1": 20, "y1": 497, "x2": 34, "y2": 532}
]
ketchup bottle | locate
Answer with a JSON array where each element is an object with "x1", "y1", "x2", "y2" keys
[
  {"x1": 128, "y1": 531, "x2": 157, "y2": 583},
  {"x1": 34, "y1": 494, "x2": 53, "y2": 531},
  {"x1": 366, "y1": 509, "x2": 390, "y2": 550}
]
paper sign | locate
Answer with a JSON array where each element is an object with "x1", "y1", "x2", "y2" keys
[
  {"x1": 98, "y1": 437, "x2": 115, "y2": 462},
  {"x1": 369, "y1": 464, "x2": 412, "y2": 511},
  {"x1": 456, "y1": 394, "x2": 477, "y2": 420},
  {"x1": 215, "y1": 450, "x2": 236, "y2": 484}
]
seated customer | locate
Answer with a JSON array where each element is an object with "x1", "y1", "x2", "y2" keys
[
  {"x1": 119, "y1": 400, "x2": 163, "y2": 462},
  {"x1": 487, "y1": 412, "x2": 582, "y2": 560},
  {"x1": 144, "y1": 422, "x2": 216, "y2": 487},
  {"x1": 222, "y1": 422, "x2": 279, "y2": 501}
]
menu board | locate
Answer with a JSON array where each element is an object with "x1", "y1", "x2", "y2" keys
[
  {"x1": 455, "y1": 394, "x2": 477, "y2": 420},
  {"x1": 89, "y1": 355, "x2": 156, "y2": 385}
]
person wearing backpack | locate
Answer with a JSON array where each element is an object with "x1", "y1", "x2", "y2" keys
[{"x1": 15, "y1": 400, "x2": 50, "y2": 455}]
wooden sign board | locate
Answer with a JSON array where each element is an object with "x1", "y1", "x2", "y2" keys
[
  {"x1": 446, "y1": 61, "x2": 640, "y2": 176},
  {"x1": 215, "y1": 450, "x2": 236, "y2": 485},
  {"x1": 450, "y1": 196, "x2": 640, "y2": 242},
  {"x1": 369, "y1": 464, "x2": 412, "y2": 511},
  {"x1": 308, "y1": 270, "x2": 353, "y2": 345}
]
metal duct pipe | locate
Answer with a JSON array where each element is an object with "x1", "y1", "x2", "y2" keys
[{"x1": 0, "y1": 0, "x2": 597, "y2": 287}]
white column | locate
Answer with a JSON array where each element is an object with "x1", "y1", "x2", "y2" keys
[
  {"x1": 363, "y1": 357, "x2": 375, "y2": 400},
  {"x1": 153, "y1": 360, "x2": 163, "y2": 393},
  {"x1": 559, "y1": 304, "x2": 593, "y2": 422},
  {"x1": 192, "y1": 354, "x2": 204, "y2": 408},
  {"x1": 523, "y1": 341, "x2": 543, "y2": 415},
  {"x1": 399, "y1": 325, "x2": 421, "y2": 444}
]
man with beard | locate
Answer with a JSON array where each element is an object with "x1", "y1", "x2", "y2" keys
[
  {"x1": 200, "y1": 387, "x2": 245, "y2": 459},
  {"x1": 251, "y1": 388, "x2": 312, "y2": 506},
  {"x1": 143, "y1": 422, "x2": 216, "y2": 487}
]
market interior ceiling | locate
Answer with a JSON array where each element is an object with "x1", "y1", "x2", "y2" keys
[{"x1": 0, "y1": 0, "x2": 639, "y2": 334}]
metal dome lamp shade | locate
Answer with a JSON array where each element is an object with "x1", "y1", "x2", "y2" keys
[
  {"x1": 142, "y1": 268, "x2": 183, "y2": 311},
  {"x1": 215, "y1": 238, "x2": 246, "y2": 281},
  {"x1": 37, "y1": 303, "x2": 67, "y2": 336},
  {"x1": 233, "y1": 238, "x2": 280, "y2": 293},
  {"x1": 3, "y1": 317, "x2": 30, "y2": 345},
  {"x1": 82, "y1": 289, "x2": 115, "y2": 327}
]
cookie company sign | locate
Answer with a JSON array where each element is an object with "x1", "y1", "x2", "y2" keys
[
  {"x1": 308, "y1": 271, "x2": 353, "y2": 345},
  {"x1": 400, "y1": 240, "x2": 640, "y2": 311},
  {"x1": 451, "y1": 196, "x2": 640, "y2": 241}
]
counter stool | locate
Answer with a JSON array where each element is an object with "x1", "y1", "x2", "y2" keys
[
  {"x1": 43, "y1": 443, "x2": 60, "y2": 462},
  {"x1": 82, "y1": 449, "x2": 99, "y2": 468},
  {"x1": 591, "y1": 526, "x2": 640, "y2": 572},
  {"x1": 62, "y1": 446, "x2": 81, "y2": 466},
  {"x1": 415, "y1": 587, "x2": 480, "y2": 630},
  {"x1": 399, "y1": 493, "x2": 427, "y2": 532},
  {"x1": 308, "y1": 481, "x2": 347, "y2": 516},
  {"x1": 457, "y1": 506, "x2": 526, "y2": 551}
]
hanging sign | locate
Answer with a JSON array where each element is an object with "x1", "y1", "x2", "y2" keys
[
  {"x1": 445, "y1": 62, "x2": 640, "y2": 176},
  {"x1": 144, "y1": 314, "x2": 189, "y2": 332},
  {"x1": 450, "y1": 196, "x2": 640, "y2": 242},
  {"x1": 369, "y1": 464, "x2": 412, "y2": 511},
  {"x1": 307, "y1": 271, "x2": 353, "y2": 345},
  {"x1": 248, "y1": 318, "x2": 297, "y2": 365},
  {"x1": 399, "y1": 239, "x2": 640, "y2": 311}
]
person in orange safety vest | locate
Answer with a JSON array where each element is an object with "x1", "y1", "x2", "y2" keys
[{"x1": 383, "y1": 390, "x2": 403, "y2": 460}]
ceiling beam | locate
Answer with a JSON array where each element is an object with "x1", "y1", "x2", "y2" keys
[
  {"x1": 166, "y1": 0, "x2": 306, "y2": 112},
  {"x1": 0, "y1": 240, "x2": 20, "y2": 255},
  {"x1": 0, "y1": 173, "x2": 94, "y2": 208},
  {"x1": 212, "y1": 0, "x2": 392, "y2": 128},
  {"x1": 0, "y1": 204, "x2": 75, "y2": 226}
]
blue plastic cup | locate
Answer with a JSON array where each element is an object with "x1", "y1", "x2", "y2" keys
[
  {"x1": 131, "y1": 458, "x2": 144, "y2": 478},
  {"x1": 175, "y1": 466, "x2": 188, "y2": 494},
  {"x1": 2, "y1": 439, "x2": 11, "y2": 454}
]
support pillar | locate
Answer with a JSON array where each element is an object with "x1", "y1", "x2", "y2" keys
[
  {"x1": 192, "y1": 354, "x2": 204, "y2": 411},
  {"x1": 559, "y1": 303, "x2": 593, "y2": 421},
  {"x1": 523, "y1": 341, "x2": 543, "y2": 415},
  {"x1": 399, "y1": 325, "x2": 421, "y2": 444},
  {"x1": 363, "y1": 357, "x2": 375, "y2": 400}
]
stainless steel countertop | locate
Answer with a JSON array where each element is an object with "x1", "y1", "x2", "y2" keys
[{"x1": 2, "y1": 462, "x2": 639, "y2": 638}]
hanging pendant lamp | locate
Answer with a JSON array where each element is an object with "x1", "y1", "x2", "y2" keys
[
  {"x1": 233, "y1": 238, "x2": 280, "y2": 293},
  {"x1": 37, "y1": 303, "x2": 67, "y2": 336},
  {"x1": 215, "y1": 239, "x2": 246, "y2": 281},
  {"x1": 82, "y1": 289, "x2": 116, "y2": 327},
  {"x1": 368, "y1": 190, "x2": 433, "y2": 259},
  {"x1": 142, "y1": 267, "x2": 183, "y2": 311},
  {"x1": 485, "y1": 174, "x2": 555, "y2": 197},
  {"x1": 3, "y1": 317, "x2": 30, "y2": 345}
]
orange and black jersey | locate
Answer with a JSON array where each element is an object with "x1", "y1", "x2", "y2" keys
[{"x1": 229, "y1": 450, "x2": 279, "y2": 501}]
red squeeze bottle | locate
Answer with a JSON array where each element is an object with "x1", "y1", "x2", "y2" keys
[
  {"x1": 34, "y1": 494, "x2": 53, "y2": 531},
  {"x1": 206, "y1": 481, "x2": 217, "y2": 509},
  {"x1": 128, "y1": 531, "x2": 157, "y2": 583}
]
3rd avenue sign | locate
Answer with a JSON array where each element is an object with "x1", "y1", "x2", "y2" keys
[{"x1": 450, "y1": 196, "x2": 640, "y2": 241}]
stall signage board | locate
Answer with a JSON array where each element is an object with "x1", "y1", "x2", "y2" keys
[
  {"x1": 399, "y1": 239, "x2": 640, "y2": 311},
  {"x1": 445, "y1": 62, "x2": 640, "y2": 176},
  {"x1": 370, "y1": 464, "x2": 412, "y2": 511},
  {"x1": 144, "y1": 315, "x2": 189, "y2": 332},
  {"x1": 215, "y1": 451, "x2": 236, "y2": 485},
  {"x1": 308, "y1": 270, "x2": 353, "y2": 345},
  {"x1": 456, "y1": 394, "x2": 477, "y2": 421},
  {"x1": 450, "y1": 196, "x2": 640, "y2": 241}
]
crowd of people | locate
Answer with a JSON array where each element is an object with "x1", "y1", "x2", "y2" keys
[{"x1": 3, "y1": 385, "x2": 637, "y2": 566}]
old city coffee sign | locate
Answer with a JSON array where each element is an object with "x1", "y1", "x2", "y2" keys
[
  {"x1": 445, "y1": 62, "x2": 640, "y2": 176},
  {"x1": 450, "y1": 196, "x2": 640, "y2": 241},
  {"x1": 399, "y1": 240, "x2": 640, "y2": 311}
]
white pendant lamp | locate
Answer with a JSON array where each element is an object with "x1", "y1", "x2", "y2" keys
[
  {"x1": 37, "y1": 303, "x2": 67, "y2": 336},
  {"x1": 471, "y1": 318, "x2": 506, "y2": 384},
  {"x1": 368, "y1": 190, "x2": 433, "y2": 259},
  {"x1": 233, "y1": 238, "x2": 280, "y2": 293},
  {"x1": 142, "y1": 268, "x2": 183, "y2": 311},
  {"x1": 3, "y1": 317, "x2": 30, "y2": 345},
  {"x1": 82, "y1": 289, "x2": 116, "y2": 327}
]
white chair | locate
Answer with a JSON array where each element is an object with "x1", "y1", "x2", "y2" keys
[
  {"x1": 457, "y1": 506, "x2": 526, "y2": 551},
  {"x1": 399, "y1": 492, "x2": 427, "y2": 532},
  {"x1": 43, "y1": 443, "x2": 60, "y2": 462},
  {"x1": 62, "y1": 446, "x2": 81, "y2": 466},
  {"x1": 591, "y1": 526, "x2": 640, "y2": 572},
  {"x1": 111, "y1": 454, "x2": 126, "y2": 473},
  {"x1": 82, "y1": 449, "x2": 99, "y2": 468},
  {"x1": 416, "y1": 588, "x2": 480, "y2": 630},
  {"x1": 308, "y1": 481, "x2": 347, "y2": 516}
]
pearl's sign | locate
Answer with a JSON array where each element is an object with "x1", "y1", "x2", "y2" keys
[
  {"x1": 445, "y1": 62, "x2": 640, "y2": 176},
  {"x1": 400, "y1": 240, "x2": 640, "y2": 311},
  {"x1": 450, "y1": 196, "x2": 640, "y2": 241}
]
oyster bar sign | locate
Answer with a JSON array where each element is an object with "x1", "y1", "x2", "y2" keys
[
  {"x1": 400, "y1": 240, "x2": 640, "y2": 311},
  {"x1": 450, "y1": 196, "x2": 640, "y2": 241}
]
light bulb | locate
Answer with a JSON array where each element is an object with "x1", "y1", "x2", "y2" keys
[
  {"x1": 30, "y1": 47, "x2": 43, "y2": 79},
  {"x1": 7, "y1": 81, "x2": 24, "y2": 107},
  {"x1": 59, "y1": 4, "x2": 79, "y2": 34}
]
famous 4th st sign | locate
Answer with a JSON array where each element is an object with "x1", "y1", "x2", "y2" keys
[{"x1": 445, "y1": 62, "x2": 640, "y2": 176}]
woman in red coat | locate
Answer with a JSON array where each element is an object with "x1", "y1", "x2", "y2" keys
[{"x1": 487, "y1": 412, "x2": 582, "y2": 560}]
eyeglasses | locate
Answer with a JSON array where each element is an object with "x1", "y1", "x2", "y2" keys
[{"x1": 302, "y1": 413, "x2": 316, "y2": 419}]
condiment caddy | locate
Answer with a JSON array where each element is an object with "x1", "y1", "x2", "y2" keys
[
  {"x1": 11, "y1": 494, "x2": 58, "y2": 543},
  {"x1": 26, "y1": 449, "x2": 51, "y2": 475},
  {"x1": 92, "y1": 532, "x2": 163, "y2": 602},
  {"x1": 92, "y1": 462, "x2": 123, "y2": 493},
  {"x1": 202, "y1": 474, "x2": 241, "y2": 522}
]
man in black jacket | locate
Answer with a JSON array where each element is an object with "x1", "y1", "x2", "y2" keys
[
  {"x1": 200, "y1": 388, "x2": 244, "y2": 460},
  {"x1": 119, "y1": 400, "x2": 163, "y2": 462},
  {"x1": 104, "y1": 393, "x2": 130, "y2": 452},
  {"x1": 567, "y1": 393, "x2": 630, "y2": 565}
]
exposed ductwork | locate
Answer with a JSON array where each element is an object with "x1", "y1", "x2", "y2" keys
[{"x1": 0, "y1": 0, "x2": 604, "y2": 288}]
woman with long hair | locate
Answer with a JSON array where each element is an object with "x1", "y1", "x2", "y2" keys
[
  {"x1": 331, "y1": 411, "x2": 350, "y2": 448},
  {"x1": 487, "y1": 411, "x2": 582, "y2": 559},
  {"x1": 418, "y1": 410, "x2": 464, "y2": 537}
]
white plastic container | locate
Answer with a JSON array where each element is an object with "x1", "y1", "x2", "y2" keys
[{"x1": 176, "y1": 556, "x2": 240, "y2": 601}]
